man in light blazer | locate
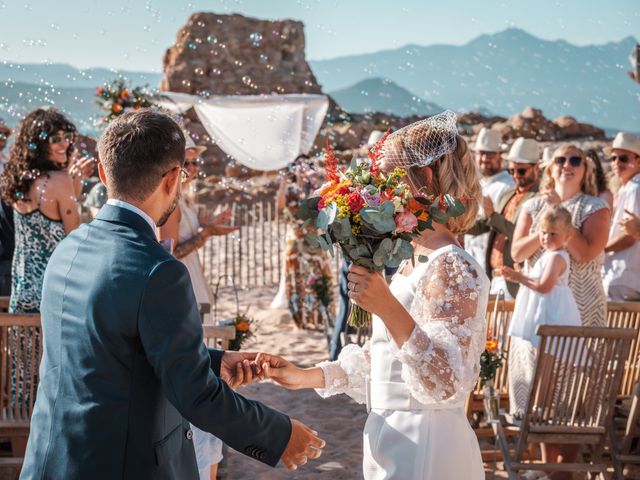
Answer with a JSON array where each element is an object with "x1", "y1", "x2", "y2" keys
[{"x1": 21, "y1": 110, "x2": 323, "y2": 479}]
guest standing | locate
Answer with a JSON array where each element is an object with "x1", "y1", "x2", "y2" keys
[
  {"x1": 511, "y1": 144, "x2": 610, "y2": 477},
  {"x1": 585, "y1": 148, "x2": 614, "y2": 210},
  {"x1": 0, "y1": 119, "x2": 13, "y2": 296},
  {"x1": 467, "y1": 137, "x2": 541, "y2": 299},
  {"x1": 603, "y1": 132, "x2": 640, "y2": 301},
  {"x1": 0, "y1": 108, "x2": 85, "y2": 313},
  {"x1": 464, "y1": 128, "x2": 515, "y2": 267}
]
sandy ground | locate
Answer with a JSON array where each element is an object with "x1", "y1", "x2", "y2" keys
[{"x1": 215, "y1": 286, "x2": 509, "y2": 480}]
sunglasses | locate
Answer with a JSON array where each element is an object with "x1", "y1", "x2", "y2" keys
[
  {"x1": 554, "y1": 156, "x2": 582, "y2": 167},
  {"x1": 161, "y1": 165, "x2": 190, "y2": 181},
  {"x1": 0, "y1": 130, "x2": 11, "y2": 140},
  {"x1": 184, "y1": 159, "x2": 201, "y2": 167},
  {"x1": 507, "y1": 167, "x2": 530, "y2": 176},
  {"x1": 611, "y1": 154, "x2": 630, "y2": 164},
  {"x1": 48, "y1": 132, "x2": 76, "y2": 144}
]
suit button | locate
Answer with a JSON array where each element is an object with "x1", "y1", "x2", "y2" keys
[{"x1": 185, "y1": 429, "x2": 193, "y2": 440}]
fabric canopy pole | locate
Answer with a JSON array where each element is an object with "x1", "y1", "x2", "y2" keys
[{"x1": 156, "y1": 92, "x2": 329, "y2": 171}]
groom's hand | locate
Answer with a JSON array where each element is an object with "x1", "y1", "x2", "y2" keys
[
  {"x1": 281, "y1": 419, "x2": 325, "y2": 470},
  {"x1": 220, "y1": 351, "x2": 261, "y2": 388}
]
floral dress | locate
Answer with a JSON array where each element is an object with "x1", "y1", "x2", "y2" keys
[
  {"x1": 283, "y1": 181, "x2": 335, "y2": 329},
  {"x1": 9, "y1": 183, "x2": 65, "y2": 412},
  {"x1": 316, "y1": 245, "x2": 490, "y2": 479}
]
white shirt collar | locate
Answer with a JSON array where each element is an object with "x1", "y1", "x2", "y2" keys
[{"x1": 106, "y1": 199, "x2": 158, "y2": 239}]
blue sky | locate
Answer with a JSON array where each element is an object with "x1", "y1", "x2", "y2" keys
[{"x1": 0, "y1": 0, "x2": 638, "y2": 72}]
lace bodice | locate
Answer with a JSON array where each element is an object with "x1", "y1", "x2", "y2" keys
[{"x1": 317, "y1": 245, "x2": 490, "y2": 406}]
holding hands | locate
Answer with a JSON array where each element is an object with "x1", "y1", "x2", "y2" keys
[{"x1": 482, "y1": 195, "x2": 495, "y2": 218}]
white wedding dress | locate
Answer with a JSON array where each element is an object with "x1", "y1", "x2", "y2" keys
[{"x1": 317, "y1": 245, "x2": 490, "y2": 479}]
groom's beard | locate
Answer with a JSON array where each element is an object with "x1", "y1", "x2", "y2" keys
[{"x1": 157, "y1": 188, "x2": 181, "y2": 227}]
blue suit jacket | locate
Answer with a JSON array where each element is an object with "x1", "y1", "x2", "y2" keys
[{"x1": 21, "y1": 204, "x2": 291, "y2": 479}]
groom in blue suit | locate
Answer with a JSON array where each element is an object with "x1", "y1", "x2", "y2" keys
[{"x1": 21, "y1": 110, "x2": 324, "y2": 479}]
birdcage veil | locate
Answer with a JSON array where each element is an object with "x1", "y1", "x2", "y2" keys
[{"x1": 381, "y1": 110, "x2": 458, "y2": 169}]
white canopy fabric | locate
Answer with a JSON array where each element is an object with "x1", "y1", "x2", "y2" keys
[{"x1": 156, "y1": 92, "x2": 329, "y2": 171}]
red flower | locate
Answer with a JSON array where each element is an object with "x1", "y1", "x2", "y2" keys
[
  {"x1": 348, "y1": 191, "x2": 365, "y2": 213},
  {"x1": 367, "y1": 129, "x2": 390, "y2": 178},
  {"x1": 324, "y1": 139, "x2": 340, "y2": 184}
]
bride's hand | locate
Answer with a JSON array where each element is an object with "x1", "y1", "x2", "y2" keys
[
  {"x1": 255, "y1": 353, "x2": 323, "y2": 390},
  {"x1": 347, "y1": 264, "x2": 391, "y2": 317}
]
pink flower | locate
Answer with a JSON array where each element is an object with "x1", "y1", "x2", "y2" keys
[{"x1": 395, "y1": 210, "x2": 418, "y2": 233}]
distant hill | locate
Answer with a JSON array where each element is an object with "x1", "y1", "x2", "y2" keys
[
  {"x1": 330, "y1": 77, "x2": 443, "y2": 116},
  {"x1": 311, "y1": 28, "x2": 640, "y2": 132}
]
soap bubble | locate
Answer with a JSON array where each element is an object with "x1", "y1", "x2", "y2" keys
[
  {"x1": 188, "y1": 43, "x2": 197, "y2": 50},
  {"x1": 250, "y1": 32, "x2": 263, "y2": 47},
  {"x1": 259, "y1": 53, "x2": 269, "y2": 63},
  {"x1": 211, "y1": 68, "x2": 221, "y2": 76},
  {"x1": 207, "y1": 35, "x2": 217, "y2": 44},
  {"x1": 242, "y1": 75, "x2": 252, "y2": 86}
]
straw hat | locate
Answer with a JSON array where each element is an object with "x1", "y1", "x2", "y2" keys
[
  {"x1": 541, "y1": 146, "x2": 554, "y2": 167},
  {"x1": 504, "y1": 138, "x2": 540, "y2": 164},
  {"x1": 367, "y1": 130, "x2": 385, "y2": 147},
  {"x1": 185, "y1": 135, "x2": 207, "y2": 155},
  {"x1": 472, "y1": 128, "x2": 504, "y2": 152},
  {"x1": 604, "y1": 132, "x2": 640, "y2": 157}
]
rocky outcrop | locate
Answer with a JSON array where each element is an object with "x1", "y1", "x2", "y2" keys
[
  {"x1": 491, "y1": 107, "x2": 605, "y2": 141},
  {"x1": 161, "y1": 12, "x2": 323, "y2": 97}
]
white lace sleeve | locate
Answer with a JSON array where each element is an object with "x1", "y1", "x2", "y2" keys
[
  {"x1": 314, "y1": 342, "x2": 371, "y2": 404},
  {"x1": 394, "y1": 252, "x2": 488, "y2": 404}
]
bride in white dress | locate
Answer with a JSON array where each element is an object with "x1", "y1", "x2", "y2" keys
[{"x1": 257, "y1": 116, "x2": 490, "y2": 479}]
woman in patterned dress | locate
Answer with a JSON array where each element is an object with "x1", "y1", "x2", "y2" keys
[
  {"x1": 0, "y1": 108, "x2": 86, "y2": 412},
  {"x1": 510, "y1": 143, "x2": 610, "y2": 480},
  {"x1": 276, "y1": 155, "x2": 334, "y2": 329}
]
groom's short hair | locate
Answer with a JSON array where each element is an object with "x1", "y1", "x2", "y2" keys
[{"x1": 98, "y1": 109, "x2": 185, "y2": 202}]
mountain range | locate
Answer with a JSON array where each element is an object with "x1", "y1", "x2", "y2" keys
[
  {"x1": 312, "y1": 28, "x2": 639, "y2": 132},
  {"x1": 0, "y1": 28, "x2": 638, "y2": 133}
]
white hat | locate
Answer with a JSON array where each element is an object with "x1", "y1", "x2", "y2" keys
[
  {"x1": 472, "y1": 128, "x2": 504, "y2": 152},
  {"x1": 604, "y1": 132, "x2": 640, "y2": 157},
  {"x1": 541, "y1": 146, "x2": 554, "y2": 167},
  {"x1": 504, "y1": 137, "x2": 540, "y2": 164},
  {"x1": 185, "y1": 135, "x2": 207, "y2": 155},
  {"x1": 367, "y1": 130, "x2": 385, "y2": 147}
]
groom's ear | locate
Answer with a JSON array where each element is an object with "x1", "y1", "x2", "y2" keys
[
  {"x1": 97, "y1": 161, "x2": 108, "y2": 187},
  {"x1": 162, "y1": 167, "x2": 181, "y2": 195}
]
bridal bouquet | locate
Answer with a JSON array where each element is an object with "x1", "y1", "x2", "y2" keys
[
  {"x1": 297, "y1": 133, "x2": 466, "y2": 327},
  {"x1": 95, "y1": 78, "x2": 155, "y2": 126}
]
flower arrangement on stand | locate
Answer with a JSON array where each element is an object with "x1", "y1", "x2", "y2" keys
[
  {"x1": 297, "y1": 134, "x2": 468, "y2": 327},
  {"x1": 224, "y1": 313, "x2": 255, "y2": 351},
  {"x1": 479, "y1": 338, "x2": 505, "y2": 423},
  {"x1": 95, "y1": 78, "x2": 155, "y2": 126}
]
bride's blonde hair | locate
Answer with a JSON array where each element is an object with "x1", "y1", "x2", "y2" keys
[{"x1": 388, "y1": 125, "x2": 480, "y2": 234}]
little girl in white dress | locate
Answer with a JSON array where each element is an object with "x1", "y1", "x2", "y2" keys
[{"x1": 502, "y1": 205, "x2": 581, "y2": 417}]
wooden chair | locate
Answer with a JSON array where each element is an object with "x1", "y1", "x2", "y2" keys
[
  {"x1": 202, "y1": 324, "x2": 236, "y2": 351},
  {"x1": 494, "y1": 325, "x2": 635, "y2": 480},
  {"x1": 609, "y1": 381, "x2": 640, "y2": 478},
  {"x1": 466, "y1": 297, "x2": 515, "y2": 455},
  {"x1": 0, "y1": 313, "x2": 42, "y2": 477},
  {"x1": 0, "y1": 297, "x2": 10, "y2": 313},
  {"x1": 607, "y1": 302, "x2": 640, "y2": 397}
]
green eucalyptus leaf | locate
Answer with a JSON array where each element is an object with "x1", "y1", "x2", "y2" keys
[
  {"x1": 297, "y1": 196, "x2": 321, "y2": 221},
  {"x1": 316, "y1": 202, "x2": 337, "y2": 230},
  {"x1": 418, "y1": 255, "x2": 429, "y2": 263},
  {"x1": 384, "y1": 238, "x2": 413, "y2": 268},
  {"x1": 331, "y1": 217, "x2": 352, "y2": 241},
  {"x1": 429, "y1": 205, "x2": 450, "y2": 224},
  {"x1": 360, "y1": 205, "x2": 396, "y2": 234},
  {"x1": 305, "y1": 234, "x2": 321, "y2": 248},
  {"x1": 443, "y1": 194, "x2": 465, "y2": 217}
]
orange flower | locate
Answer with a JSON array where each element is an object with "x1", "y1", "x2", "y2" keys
[
  {"x1": 120, "y1": 89, "x2": 130, "y2": 99},
  {"x1": 485, "y1": 339, "x2": 498, "y2": 351},
  {"x1": 112, "y1": 103, "x2": 123, "y2": 113},
  {"x1": 236, "y1": 321, "x2": 251, "y2": 332}
]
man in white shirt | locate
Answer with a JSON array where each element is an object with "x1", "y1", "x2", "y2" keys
[
  {"x1": 464, "y1": 127, "x2": 515, "y2": 267},
  {"x1": 604, "y1": 132, "x2": 640, "y2": 301}
]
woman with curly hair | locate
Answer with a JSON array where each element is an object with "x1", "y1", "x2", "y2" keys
[{"x1": 0, "y1": 108, "x2": 84, "y2": 313}]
